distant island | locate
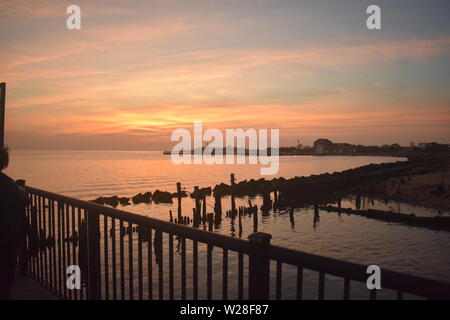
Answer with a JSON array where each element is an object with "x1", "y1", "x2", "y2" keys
[{"x1": 163, "y1": 139, "x2": 450, "y2": 157}]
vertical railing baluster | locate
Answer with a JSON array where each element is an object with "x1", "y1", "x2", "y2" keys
[
  {"x1": 207, "y1": 244, "x2": 213, "y2": 300},
  {"x1": 72, "y1": 206, "x2": 77, "y2": 300},
  {"x1": 61, "y1": 203, "x2": 67, "y2": 299},
  {"x1": 56, "y1": 202, "x2": 62, "y2": 297},
  {"x1": 169, "y1": 234, "x2": 174, "y2": 300},
  {"x1": 27, "y1": 192, "x2": 32, "y2": 276},
  {"x1": 119, "y1": 219, "x2": 125, "y2": 300},
  {"x1": 32, "y1": 194, "x2": 37, "y2": 279},
  {"x1": 147, "y1": 228, "x2": 153, "y2": 300},
  {"x1": 87, "y1": 210, "x2": 101, "y2": 300},
  {"x1": 137, "y1": 226, "x2": 143, "y2": 300},
  {"x1": 24, "y1": 194, "x2": 31, "y2": 275},
  {"x1": 193, "y1": 240, "x2": 198, "y2": 300},
  {"x1": 296, "y1": 267, "x2": 303, "y2": 300},
  {"x1": 318, "y1": 272, "x2": 325, "y2": 300},
  {"x1": 238, "y1": 252, "x2": 243, "y2": 300},
  {"x1": 222, "y1": 248, "x2": 228, "y2": 300},
  {"x1": 343, "y1": 278, "x2": 350, "y2": 300},
  {"x1": 77, "y1": 208, "x2": 84, "y2": 300},
  {"x1": 47, "y1": 198, "x2": 53, "y2": 291},
  {"x1": 156, "y1": 231, "x2": 164, "y2": 300},
  {"x1": 276, "y1": 261, "x2": 282, "y2": 300},
  {"x1": 111, "y1": 217, "x2": 117, "y2": 300},
  {"x1": 52, "y1": 199, "x2": 57, "y2": 295},
  {"x1": 66, "y1": 204, "x2": 72, "y2": 300},
  {"x1": 181, "y1": 237, "x2": 186, "y2": 300},
  {"x1": 103, "y1": 215, "x2": 109, "y2": 300},
  {"x1": 36, "y1": 195, "x2": 42, "y2": 283},
  {"x1": 28, "y1": 195, "x2": 33, "y2": 276},
  {"x1": 41, "y1": 196, "x2": 48, "y2": 287},
  {"x1": 128, "y1": 222, "x2": 134, "y2": 300}
]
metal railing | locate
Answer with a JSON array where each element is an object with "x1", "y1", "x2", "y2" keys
[{"x1": 22, "y1": 184, "x2": 450, "y2": 300}]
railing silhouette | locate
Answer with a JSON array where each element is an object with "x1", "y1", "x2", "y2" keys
[{"x1": 21, "y1": 184, "x2": 450, "y2": 300}]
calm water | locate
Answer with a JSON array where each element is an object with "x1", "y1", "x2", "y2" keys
[{"x1": 5, "y1": 150, "x2": 450, "y2": 298}]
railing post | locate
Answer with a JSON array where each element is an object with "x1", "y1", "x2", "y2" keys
[
  {"x1": 248, "y1": 232, "x2": 272, "y2": 300},
  {"x1": 87, "y1": 210, "x2": 101, "y2": 300},
  {"x1": 0, "y1": 82, "x2": 5, "y2": 147}
]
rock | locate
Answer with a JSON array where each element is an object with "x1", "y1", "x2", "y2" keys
[
  {"x1": 132, "y1": 192, "x2": 152, "y2": 204},
  {"x1": 118, "y1": 197, "x2": 131, "y2": 206},
  {"x1": 101, "y1": 196, "x2": 119, "y2": 207},
  {"x1": 190, "y1": 187, "x2": 212, "y2": 199},
  {"x1": 213, "y1": 183, "x2": 232, "y2": 196},
  {"x1": 172, "y1": 190, "x2": 188, "y2": 198},
  {"x1": 152, "y1": 190, "x2": 173, "y2": 203},
  {"x1": 90, "y1": 196, "x2": 119, "y2": 207},
  {"x1": 90, "y1": 197, "x2": 105, "y2": 205}
]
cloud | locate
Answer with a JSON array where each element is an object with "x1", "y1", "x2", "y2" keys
[{"x1": 1, "y1": 1, "x2": 449, "y2": 149}]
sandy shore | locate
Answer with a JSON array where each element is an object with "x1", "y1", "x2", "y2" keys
[{"x1": 376, "y1": 170, "x2": 450, "y2": 213}]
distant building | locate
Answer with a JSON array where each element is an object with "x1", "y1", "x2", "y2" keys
[
  {"x1": 333, "y1": 143, "x2": 356, "y2": 154},
  {"x1": 313, "y1": 139, "x2": 355, "y2": 154},
  {"x1": 314, "y1": 139, "x2": 334, "y2": 154}
]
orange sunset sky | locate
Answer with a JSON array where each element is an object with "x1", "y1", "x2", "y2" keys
[{"x1": 1, "y1": 0, "x2": 449, "y2": 150}]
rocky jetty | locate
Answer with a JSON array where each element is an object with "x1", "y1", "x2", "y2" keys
[
  {"x1": 91, "y1": 196, "x2": 120, "y2": 207},
  {"x1": 319, "y1": 205, "x2": 450, "y2": 231},
  {"x1": 151, "y1": 190, "x2": 173, "y2": 203},
  {"x1": 190, "y1": 186, "x2": 212, "y2": 199},
  {"x1": 131, "y1": 192, "x2": 152, "y2": 204}
]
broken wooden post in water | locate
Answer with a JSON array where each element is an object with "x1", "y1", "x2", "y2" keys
[
  {"x1": 289, "y1": 207, "x2": 295, "y2": 229},
  {"x1": 194, "y1": 186, "x2": 200, "y2": 213},
  {"x1": 253, "y1": 205, "x2": 258, "y2": 232},
  {"x1": 192, "y1": 208, "x2": 199, "y2": 228},
  {"x1": 202, "y1": 195, "x2": 207, "y2": 224},
  {"x1": 176, "y1": 182, "x2": 182, "y2": 221},
  {"x1": 214, "y1": 194, "x2": 222, "y2": 226},
  {"x1": 273, "y1": 190, "x2": 278, "y2": 212},
  {"x1": 313, "y1": 204, "x2": 320, "y2": 229},
  {"x1": 261, "y1": 181, "x2": 272, "y2": 213},
  {"x1": 230, "y1": 173, "x2": 237, "y2": 216},
  {"x1": 207, "y1": 213, "x2": 214, "y2": 231}
]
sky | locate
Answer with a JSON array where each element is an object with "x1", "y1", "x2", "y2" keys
[{"x1": 1, "y1": 0, "x2": 449, "y2": 150}]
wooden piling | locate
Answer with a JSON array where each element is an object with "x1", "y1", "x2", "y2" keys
[
  {"x1": 176, "y1": 182, "x2": 182, "y2": 221},
  {"x1": 202, "y1": 195, "x2": 207, "y2": 224},
  {"x1": 214, "y1": 194, "x2": 222, "y2": 215},
  {"x1": 289, "y1": 207, "x2": 295, "y2": 228},
  {"x1": 207, "y1": 213, "x2": 214, "y2": 231},
  {"x1": 214, "y1": 195, "x2": 222, "y2": 225},
  {"x1": 192, "y1": 208, "x2": 198, "y2": 228},
  {"x1": 230, "y1": 174, "x2": 236, "y2": 216},
  {"x1": 194, "y1": 186, "x2": 201, "y2": 218},
  {"x1": 253, "y1": 207, "x2": 258, "y2": 233}
]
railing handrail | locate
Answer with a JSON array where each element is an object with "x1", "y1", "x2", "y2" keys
[
  {"x1": 25, "y1": 185, "x2": 450, "y2": 300},
  {"x1": 267, "y1": 245, "x2": 450, "y2": 299},
  {"x1": 25, "y1": 186, "x2": 251, "y2": 254}
]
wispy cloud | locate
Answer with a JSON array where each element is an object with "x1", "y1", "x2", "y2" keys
[{"x1": 2, "y1": 1, "x2": 450, "y2": 149}]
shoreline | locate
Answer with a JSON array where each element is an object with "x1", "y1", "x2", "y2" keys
[{"x1": 90, "y1": 154, "x2": 449, "y2": 216}]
